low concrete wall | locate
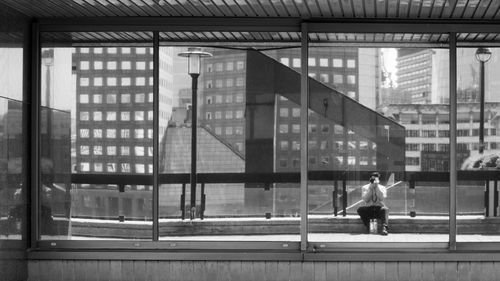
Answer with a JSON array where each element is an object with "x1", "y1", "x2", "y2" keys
[
  {"x1": 65, "y1": 216, "x2": 500, "y2": 239},
  {"x1": 27, "y1": 260, "x2": 500, "y2": 281}
]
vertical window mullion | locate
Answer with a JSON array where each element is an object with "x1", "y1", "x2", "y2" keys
[
  {"x1": 449, "y1": 32, "x2": 457, "y2": 250},
  {"x1": 31, "y1": 22, "x2": 41, "y2": 247},
  {"x1": 152, "y1": 32, "x2": 160, "y2": 241},
  {"x1": 300, "y1": 22, "x2": 309, "y2": 252}
]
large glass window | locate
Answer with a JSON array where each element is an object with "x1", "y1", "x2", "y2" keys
[
  {"x1": 0, "y1": 37, "x2": 26, "y2": 242},
  {"x1": 307, "y1": 39, "x2": 450, "y2": 246},
  {"x1": 158, "y1": 44, "x2": 301, "y2": 242},
  {"x1": 457, "y1": 47, "x2": 500, "y2": 242},
  {"x1": 39, "y1": 36, "x2": 154, "y2": 240}
]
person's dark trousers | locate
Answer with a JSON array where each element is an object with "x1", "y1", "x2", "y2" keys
[{"x1": 357, "y1": 206, "x2": 389, "y2": 229}]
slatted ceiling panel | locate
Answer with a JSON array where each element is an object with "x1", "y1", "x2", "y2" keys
[
  {"x1": 397, "y1": 0, "x2": 408, "y2": 17},
  {"x1": 473, "y1": 0, "x2": 491, "y2": 18},
  {"x1": 387, "y1": 33, "x2": 397, "y2": 42},
  {"x1": 429, "y1": 0, "x2": 444, "y2": 17},
  {"x1": 138, "y1": 0, "x2": 166, "y2": 16},
  {"x1": 409, "y1": 0, "x2": 423, "y2": 18},
  {"x1": 363, "y1": 0, "x2": 374, "y2": 18},
  {"x1": 305, "y1": 0, "x2": 322, "y2": 17},
  {"x1": 49, "y1": 0, "x2": 85, "y2": 17},
  {"x1": 376, "y1": 33, "x2": 386, "y2": 42},
  {"x1": 316, "y1": 32, "x2": 327, "y2": 41},
  {"x1": 483, "y1": 0, "x2": 500, "y2": 18},
  {"x1": 350, "y1": 0, "x2": 363, "y2": 17},
  {"x1": 314, "y1": 0, "x2": 330, "y2": 17},
  {"x1": 222, "y1": 0, "x2": 244, "y2": 16},
  {"x1": 186, "y1": 0, "x2": 210, "y2": 16},
  {"x1": 200, "y1": 0, "x2": 224, "y2": 17},
  {"x1": 462, "y1": 1, "x2": 480, "y2": 18},
  {"x1": 210, "y1": 0, "x2": 230, "y2": 16},
  {"x1": 354, "y1": 33, "x2": 364, "y2": 41},
  {"x1": 364, "y1": 33, "x2": 374, "y2": 41},
  {"x1": 452, "y1": 0, "x2": 470, "y2": 18},
  {"x1": 484, "y1": 33, "x2": 497, "y2": 41},
  {"x1": 378, "y1": 0, "x2": 389, "y2": 18},
  {"x1": 230, "y1": 0, "x2": 253, "y2": 16},
  {"x1": 419, "y1": 0, "x2": 432, "y2": 18}
]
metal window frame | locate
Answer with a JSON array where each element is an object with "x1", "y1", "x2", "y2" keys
[{"x1": 28, "y1": 18, "x2": 500, "y2": 258}]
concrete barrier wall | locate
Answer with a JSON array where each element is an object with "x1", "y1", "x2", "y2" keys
[{"x1": 27, "y1": 260, "x2": 499, "y2": 281}]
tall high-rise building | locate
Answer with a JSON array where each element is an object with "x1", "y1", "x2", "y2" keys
[
  {"x1": 70, "y1": 47, "x2": 173, "y2": 220},
  {"x1": 199, "y1": 47, "x2": 382, "y2": 173},
  {"x1": 73, "y1": 47, "x2": 172, "y2": 177}
]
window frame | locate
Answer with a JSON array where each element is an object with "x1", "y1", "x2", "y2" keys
[{"x1": 30, "y1": 20, "x2": 500, "y2": 257}]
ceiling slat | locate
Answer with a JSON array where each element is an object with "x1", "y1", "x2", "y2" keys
[
  {"x1": 386, "y1": 0, "x2": 400, "y2": 18},
  {"x1": 122, "y1": 0, "x2": 149, "y2": 16},
  {"x1": 82, "y1": 0, "x2": 116, "y2": 16},
  {"x1": 33, "y1": 0, "x2": 70, "y2": 17},
  {"x1": 133, "y1": 0, "x2": 163, "y2": 16},
  {"x1": 11, "y1": 0, "x2": 60, "y2": 17},
  {"x1": 482, "y1": 0, "x2": 500, "y2": 18},
  {"x1": 304, "y1": 0, "x2": 322, "y2": 17},
  {"x1": 430, "y1": 0, "x2": 446, "y2": 18},
  {"x1": 95, "y1": 0, "x2": 127, "y2": 16},
  {"x1": 352, "y1": 0, "x2": 366, "y2": 18},
  {"x1": 491, "y1": 1, "x2": 500, "y2": 19},
  {"x1": 419, "y1": 0, "x2": 434, "y2": 18},
  {"x1": 293, "y1": 0, "x2": 312, "y2": 18},
  {"x1": 339, "y1": 0, "x2": 354, "y2": 18},
  {"x1": 280, "y1": 0, "x2": 300, "y2": 17},
  {"x1": 212, "y1": 0, "x2": 233, "y2": 16},
  {"x1": 165, "y1": 0, "x2": 194, "y2": 16},
  {"x1": 462, "y1": 0, "x2": 482, "y2": 18},
  {"x1": 231, "y1": 0, "x2": 256, "y2": 16},
  {"x1": 257, "y1": 0, "x2": 279, "y2": 17},
  {"x1": 47, "y1": 0, "x2": 88, "y2": 17},
  {"x1": 328, "y1": 0, "x2": 343, "y2": 18},
  {"x1": 223, "y1": 0, "x2": 246, "y2": 17},
  {"x1": 107, "y1": 0, "x2": 139, "y2": 16},
  {"x1": 473, "y1": 0, "x2": 492, "y2": 19},
  {"x1": 145, "y1": 0, "x2": 175, "y2": 16},
  {"x1": 398, "y1": 0, "x2": 410, "y2": 18},
  {"x1": 484, "y1": 33, "x2": 497, "y2": 41},
  {"x1": 247, "y1": 0, "x2": 268, "y2": 16},
  {"x1": 187, "y1": 0, "x2": 215, "y2": 16},
  {"x1": 198, "y1": 0, "x2": 225, "y2": 16},
  {"x1": 409, "y1": 0, "x2": 424, "y2": 18},
  {"x1": 363, "y1": 0, "x2": 375, "y2": 18},
  {"x1": 314, "y1": 0, "x2": 333, "y2": 17},
  {"x1": 451, "y1": 0, "x2": 469, "y2": 19},
  {"x1": 2, "y1": 0, "x2": 37, "y2": 17},
  {"x1": 441, "y1": 0, "x2": 458, "y2": 18}
]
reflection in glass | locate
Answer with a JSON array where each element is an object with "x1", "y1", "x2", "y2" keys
[
  {"x1": 457, "y1": 48, "x2": 500, "y2": 242},
  {"x1": 40, "y1": 45, "x2": 153, "y2": 240},
  {"x1": 306, "y1": 46, "x2": 450, "y2": 244},
  {"x1": 0, "y1": 99, "x2": 26, "y2": 240},
  {"x1": 159, "y1": 46, "x2": 301, "y2": 240}
]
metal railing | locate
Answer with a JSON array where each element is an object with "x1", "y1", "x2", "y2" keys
[{"x1": 59, "y1": 170, "x2": 500, "y2": 220}]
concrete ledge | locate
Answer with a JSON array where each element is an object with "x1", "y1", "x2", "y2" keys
[{"x1": 64, "y1": 216, "x2": 500, "y2": 239}]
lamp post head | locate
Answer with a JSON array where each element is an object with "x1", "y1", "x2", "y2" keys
[
  {"x1": 475, "y1": 47, "x2": 492, "y2": 63},
  {"x1": 42, "y1": 49, "x2": 54, "y2": 66},
  {"x1": 178, "y1": 47, "x2": 212, "y2": 76}
]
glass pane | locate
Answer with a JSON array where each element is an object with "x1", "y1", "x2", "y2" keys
[
  {"x1": 39, "y1": 40, "x2": 154, "y2": 240},
  {"x1": 159, "y1": 44, "x2": 300, "y2": 241},
  {"x1": 307, "y1": 42, "x2": 450, "y2": 246},
  {"x1": 0, "y1": 7, "x2": 28, "y2": 243},
  {"x1": 457, "y1": 47, "x2": 500, "y2": 242}
]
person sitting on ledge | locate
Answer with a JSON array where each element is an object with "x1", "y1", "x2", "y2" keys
[{"x1": 357, "y1": 172, "x2": 389, "y2": 235}]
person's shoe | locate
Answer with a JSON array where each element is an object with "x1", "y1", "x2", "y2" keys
[{"x1": 381, "y1": 225, "x2": 388, "y2": 236}]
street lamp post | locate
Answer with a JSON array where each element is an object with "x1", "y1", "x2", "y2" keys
[
  {"x1": 41, "y1": 49, "x2": 54, "y2": 159},
  {"x1": 178, "y1": 47, "x2": 212, "y2": 220},
  {"x1": 475, "y1": 47, "x2": 492, "y2": 154}
]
